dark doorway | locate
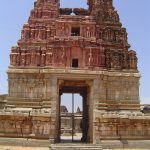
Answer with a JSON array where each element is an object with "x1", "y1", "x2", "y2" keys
[
  {"x1": 72, "y1": 59, "x2": 78, "y2": 68},
  {"x1": 71, "y1": 27, "x2": 80, "y2": 36},
  {"x1": 59, "y1": 84, "x2": 89, "y2": 143}
]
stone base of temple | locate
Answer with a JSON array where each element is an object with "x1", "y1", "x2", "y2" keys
[
  {"x1": 50, "y1": 143, "x2": 103, "y2": 150},
  {"x1": 0, "y1": 138, "x2": 150, "y2": 149},
  {"x1": 0, "y1": 137, "x2": 50, "y2": 147},
  {"x1": 0, "y1": 109, "x2": 55, "y2": 143},
  {"x1": 94, "y1": 111, "x2": 150, "y2": 143},
  {"x1": 0, "y1": 69, "x2": 149, "y2": 144},
  {"x1": 101, "y1": 140, "x2": 150, "y2": 149},
  {"x1": 0, "y1": 109, "x2": 150, "y2": 143}
]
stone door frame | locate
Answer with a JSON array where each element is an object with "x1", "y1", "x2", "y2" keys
[{"x1": 56, "y1": 79, "x2": 94, "y2": 143}]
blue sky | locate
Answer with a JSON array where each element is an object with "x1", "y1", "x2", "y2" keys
[{"x1": 0, "y1": 0, "x2": 150, "y2": 105}]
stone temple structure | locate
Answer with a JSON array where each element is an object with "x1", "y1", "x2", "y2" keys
[
  {"x1": 60, "y1": 106, "x2": 82, "y2": 137},
  {"x1": 0, "y1": 0, "x2": 150, "y2": 147}
]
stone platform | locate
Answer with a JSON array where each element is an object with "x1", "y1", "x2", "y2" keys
[
  {"x1": 0, "y1": 138, "x2": 49, "y2": 147},
  {"x1": 0, "y1": 138, "x2": 150, "y2": 150},
  {"x1": 50, "y1": 143, "x2": 103, "y2": 150},
  {"x1": 101, "y1": 140, "x2": 150, "y2": 149}
]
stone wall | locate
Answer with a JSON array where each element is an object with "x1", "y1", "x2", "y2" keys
[
  {"x1": 106, "y1": 76, "x2": 139, "y2": 101},
  {"x1": 93, "y1": 72, "x2": 140, "y2": 112},
  {"x1": 0, "y1": 95, "x2": 7, "y2": 109},
  {"x1": 7, "y1": 73, "x2": 53, "y2": 108},
  {"x1": 0, "y1": 109, "x2": 55, "y2": 141},
  {"x1": 94, "y1": 112, "x2": 150, "y2": 142},
  {"x1": 6, "y1": 68, "x2": 142, "y2": 143}
]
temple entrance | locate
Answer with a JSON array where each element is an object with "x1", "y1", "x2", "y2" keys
[{"x1": 59, "y1": 81, "x2": 89, "y2": 143}]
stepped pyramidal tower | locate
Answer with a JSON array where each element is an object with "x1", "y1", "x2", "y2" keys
[{"x1": 0, "y1": 0, "x2": 150, "y2": 145}]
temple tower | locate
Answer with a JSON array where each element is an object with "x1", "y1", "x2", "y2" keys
[{"x1": 2, "y1": 0, "x2": 148, "y2": 144}]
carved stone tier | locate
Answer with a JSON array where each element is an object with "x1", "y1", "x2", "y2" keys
[
  {"x1": 9, "y1": 0, "x2": 138, "y2": 71},
  {"x1": 10, "y1": 44, "x2": 137, "y2": 70}
]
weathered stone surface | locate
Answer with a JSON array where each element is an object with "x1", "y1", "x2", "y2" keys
[
  {"x1": 9, "y1": 0, "x2": 137, "y2": 70},
  {"x1": 0, "y1": 94, "x2": 7, "y2": 109},
  {"x1": 0, "y1": 0, "x2": 149, "y2": 146}
]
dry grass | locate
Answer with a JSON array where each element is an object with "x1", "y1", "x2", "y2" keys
[{"x1": 0, "y1": 146, "x2": 49, "y2": 150}]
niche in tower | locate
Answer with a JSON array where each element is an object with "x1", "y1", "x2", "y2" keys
[
  {"x1": 72, "y1": 59, "x2": 79, "y2": 68},
  {"x1": 71, "y1": 27, "x2": 80, "y2": 36}
]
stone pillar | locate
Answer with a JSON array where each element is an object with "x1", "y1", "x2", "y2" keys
[
  {"x1": 85, "y1": 80, "x2": 94, "y2": 143},
  {"x1": 93, "y1": 77, "x2": 101, "y2": 144},
  {"x1": 80, "y1": 92, "x2": 89, "y2": 142},
  {"x1": 49, "y1": 75, "x2": 58, "y2": 143}
]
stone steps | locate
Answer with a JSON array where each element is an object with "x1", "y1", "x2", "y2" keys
[{"x1": 50, "y1": 143, "x2": 103, "y2": 150}]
